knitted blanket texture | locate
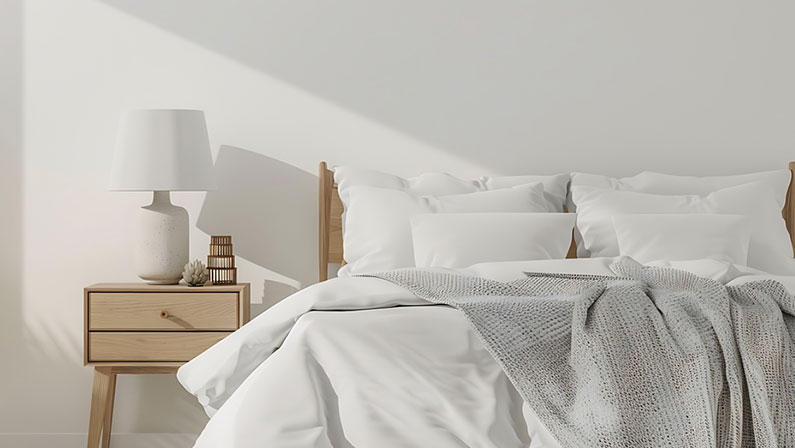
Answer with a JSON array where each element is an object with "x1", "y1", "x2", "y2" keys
[{"x1": 363, "y1": 259, "x2": 795, "y2": 447}]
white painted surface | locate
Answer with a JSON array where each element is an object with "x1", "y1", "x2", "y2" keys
[{"x1": 2, "y1": 0, "x2": 795, "y2": 445}]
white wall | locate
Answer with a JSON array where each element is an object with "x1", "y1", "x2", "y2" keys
[{"x1": 3, "y1": 0, "x2": 795, "y2": 445}]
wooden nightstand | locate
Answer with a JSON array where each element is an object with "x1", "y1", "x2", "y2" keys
[{"x1": 83, "y1": 283, "x2": 250, "y2": 448}]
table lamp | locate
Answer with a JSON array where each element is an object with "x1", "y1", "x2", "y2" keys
[{"x1": 109, "y1": 109, "x2": 217, "y2": 284}]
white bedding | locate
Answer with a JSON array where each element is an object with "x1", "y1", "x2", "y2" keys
[
  {"x1": 177, "y1": 258, "x2": 782, "y2": 448},
  {"x1": 339, "y1": 183, "x2": 549, "y2": 275}
]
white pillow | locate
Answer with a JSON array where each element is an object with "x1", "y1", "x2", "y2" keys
[
  {"x1": 571, "y1": 181, "x2": 795, "y2": 274},
  {"x1": 334, "y1": 166, "x2": 570, "y2": 212},
  {"x1": 480, "y1": 174, "x2": 570, "y2": 211},
  {"x1": 411, "y1": 213, "x2": 576, "y2": 268},
  {"x1": 335, "y1": 166, "x2": 481, "y2": 201},
  {"x1": 339, "y1": 183, "x2": 550, "y2": 275},
  {"x1": 570, "y1": 169, "x2": 790, "y2": 209},
  {"x1": 613, "y1": 214, "x2": 751, "y2": 265}
]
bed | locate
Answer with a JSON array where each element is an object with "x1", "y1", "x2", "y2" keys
[{"x1": 177, "y1": 162, "x2": 795, "y2": 447}]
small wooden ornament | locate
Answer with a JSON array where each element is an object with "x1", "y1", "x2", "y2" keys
[{"x1": 208, "y1": 235, "x2": 237, "y2": 285}]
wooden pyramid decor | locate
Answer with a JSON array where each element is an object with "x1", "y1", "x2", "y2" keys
[{"x1": 208, "y1": 235, "x2": 237, "y2": 285}]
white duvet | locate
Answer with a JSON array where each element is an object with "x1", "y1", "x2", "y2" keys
[{"x1": 178, "y1": 258, "x2": 789, "y2": 448}]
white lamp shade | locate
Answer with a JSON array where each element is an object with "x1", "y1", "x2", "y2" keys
[{"x1": 109, "y1": 109, "x2": 217, "y2": 191}]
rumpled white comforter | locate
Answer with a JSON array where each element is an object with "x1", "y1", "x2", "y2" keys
[{"x1": 177, "y1": 257, "x2": 787, "y2": 448}]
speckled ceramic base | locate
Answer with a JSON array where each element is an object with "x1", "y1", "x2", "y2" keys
[{"x1": 135, "y1": 191, "x2": 189, "y2": 284}]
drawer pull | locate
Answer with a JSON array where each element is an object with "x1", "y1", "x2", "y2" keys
[{"x1": 160, "y1": 310, "x2": 169, "y2": 319}]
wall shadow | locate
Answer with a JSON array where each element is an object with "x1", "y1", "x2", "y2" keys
[
  {"x1": 0, "y1": 0, "x2": 22, "y2": 321},
  {"x1": 197, "y1": 146, "x2": 317, "y2": 307},
  {"x1": 114, "y1": 374, "x2": 208, "y2": 435},
  {"x1": 97, "y1": 0, "x2": 795, "y2": 176},
  {"x1": 0, "y1": 0, "x2": 24, "y2": 429}
]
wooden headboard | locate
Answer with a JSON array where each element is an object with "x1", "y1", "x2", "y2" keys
[{"x1": 319, "y1": 161, "x2": 795, "y2": 282}]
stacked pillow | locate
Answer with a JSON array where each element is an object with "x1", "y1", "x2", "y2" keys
[
  {"x1": 333, "y1": 166, "x2": 794, "y2": 275},
  {"x1": 335, "y1": 166, "x2": 570, "y2": 212},
  {"x1": 334, "y1": 167, "x2": 572, "y2": 275},
  {"x1": 569, "y1": 170, "x2": 794, "y2": 274},
  {"x1": 569, "y1": 170, "x2": 790, "y2": 204}
]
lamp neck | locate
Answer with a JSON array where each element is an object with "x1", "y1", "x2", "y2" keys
[{"x1": 151, "y1": 191, "x2": 172, "y2": 206}]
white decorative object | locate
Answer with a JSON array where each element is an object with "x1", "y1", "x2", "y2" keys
[
  {"x1": 182, "y1": 259, "x2": 210, "y2": 286},
  {"x1": 109, "y1": 109, "x2": 217, "y2": 284}
]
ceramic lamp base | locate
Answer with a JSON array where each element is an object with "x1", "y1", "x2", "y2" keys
[{"x1": 135, "y1": 191, "x2": 189, "y2": 284}]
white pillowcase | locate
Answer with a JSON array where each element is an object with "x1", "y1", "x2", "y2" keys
[
  {"x1": 411, "y1": 213, "x2": 576, "y2": 269},
  {"x1": 334, "y1": 166, "x2": 570, "y2": 212},
  {"x1": 571, "y1": 181, "x2": 795, "y2": 274},
  {"x1": 480, "y1": 174, "x2": 570, "y2": 212},
  {"x1": 570, "y1": 169, "x2": 791, "y2": 209},
  {"x1": 339, "y1": 183, "x2": 550, "y2": 275},
  {"x1": 613, "y1": 214, "x2": 751, "y2": 265},
  {"x1": 335, "y1": 166, "x2": 481, "y2": 201}
]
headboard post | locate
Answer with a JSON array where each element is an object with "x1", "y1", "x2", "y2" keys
[
  {"x1": 319, "y1": 162, "x2": 332, "y2": 281},
  {"x1": 319, "y1": 162, "x2": 345, "y2": 281}
]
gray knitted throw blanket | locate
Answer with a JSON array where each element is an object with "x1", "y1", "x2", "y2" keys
[{"x1": 362, "y1": 259, "x2": 795, "y2": 447}]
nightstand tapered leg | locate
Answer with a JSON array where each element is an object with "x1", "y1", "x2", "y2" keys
[
  {"x1": 101, "y1": 372, "x2": 117, "y2": 447},
  {"x1": 87, "y1": 368, "x2": 112, "y2": 448}
]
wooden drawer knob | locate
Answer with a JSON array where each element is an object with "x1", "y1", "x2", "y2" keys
[{"x1": 160, "y1": 310, "x2": 169, "y2": 319}]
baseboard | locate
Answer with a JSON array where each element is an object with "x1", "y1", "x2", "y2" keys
[{"x1": 0, "y1": 433, "x2": 198, "y2": 448}]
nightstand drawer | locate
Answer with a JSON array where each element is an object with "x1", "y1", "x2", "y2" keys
[
  {"x1": 88, "y1": 292, "x2": 239, "y2": 331},
  {"x1": 88, "y1": 332, "x2": 230, "y2": 362}
]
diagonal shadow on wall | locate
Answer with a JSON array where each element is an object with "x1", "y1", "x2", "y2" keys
[
  {"x1": 97, "y1": 0, "x2": 795, "y2": 176},
  {"x1": 94, "y1": 0, "x2": 625, "y2": 175},
  {"x1": 197, "y1": 146, "x2": 317, "y2": 308}
]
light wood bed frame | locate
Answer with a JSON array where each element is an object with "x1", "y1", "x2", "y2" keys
[{"x1": 319, "y1": 161, "x2": 795, "y2": 282}]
